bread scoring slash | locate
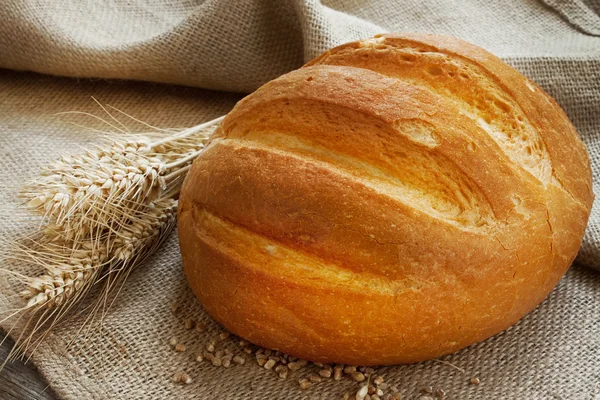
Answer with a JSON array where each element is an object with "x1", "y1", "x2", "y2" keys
[{"x1": 177, "y1": 33, "x2": 593, "y2": 365}]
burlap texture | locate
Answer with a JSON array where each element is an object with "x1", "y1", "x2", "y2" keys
[{"x1": 0, "y1": 0, "x2": 599, "y2": 399}]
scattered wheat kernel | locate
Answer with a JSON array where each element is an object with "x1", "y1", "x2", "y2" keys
[
  {"x1": 421, "y1": 386, "x2": 433, "y2": 394},
  {"x1": 184, "y1": 318, "x2": 195, "y2": 330},
  {"x1": 342, "y1": 391, "x2": 351, "y2": 400},
  {"x1": 206, "y1": 342, "x2": 215, "y2": 352},
  {"x1": 275, "y1": 365, "x2": 287, "y2": 373},
  {"x1": 278, "y1": 369, "x2": 289, "y2": 379},
  {"x1": 356, "y1": 384, "x2": 369, "y2": 400},
  {"x1": 296, "y1": 359, "x2": 308, "y2": 367},
  {"x1": 319, "y1": 369, "x2": 332, "y2": 378},
  {"x1": 378, "y1": 383, "x2": 389, "y2": 390},
  {"x1": 471, "y1": 377, "x2": 480, "y2": 385},
  {"x1": 257, "y1": 358, "x2": 267, "y2": 367},
  {"x1": 181, "y1": 372, "x2": 193, "y2": 385},
  {"x1": 239, "y1": 340, "x2": 249, "y2": 347},
  {"x1": 233, "y1": 355, "x2": 246, "y2": 365},
  {"x1": 202, "y1": 349, "x2": 215, "y2": 359},
  {"x1": 264, "y1": 349, "x2": 272, "y2": 357},
  {"x1": 308, "y1": 374, "x2": 322, "y2": 383},
  {"x1": 243, "y1": 348, "x2": 252, "y2": 354},
  {"x1": 368, "y1": 385, "x2": 376, "y2": 394},
  {"x1": 171, "y1": 302, "x2": 179, "y2": 314},
  {"x1": 169, "y1": 337, "x2": 178, "y2": 347},
  {"x1": 374, "y1": 376, "x2": 384, "y2": 386},
  {"x1": 195, "y1": 353, "x2": 204, "y2": 362},
  {"x1": 196, "y1": 323, "x2": 206, "y2": 333},
  {"x1": 371, "y1": 396, "x2": 380, "y2": 400},
  {"x1": 299, "y1": 378, "x2": 312, "y2": 390},
  {"x1": 215, "y1": 350, "x2": 223, "y2": 359},
  {"x1": 222, "y1": 356, "x2": 232, "y2": 368},
  {"x1": 219, "y1": 332, "x2": 230, "y2": 340},
  {"x1": 365, "y1": 367, "x2": 375, "y2": 376},
  {"x1": 314, "y1": 362, "x2": 324, "y2": 368},
  {"x1": 175, "y1": 343, "x2": 186, "y2": 352},
  {"x1": 390, "y1": 386, "x2": 399, "y2": 393},
  {"x1": 435, "y1": 389, "x2": 446, "y2": 398},
  {"x1": 172, "y1": 371, "x2": 182, "y2": 383},
  {"x1": 264, "y1": 359, "x2": 277, "y2": 370},
  {"x1": 352, "y1": 372, "x2": 366, "y2": 382},
  {"x1": 344, "y1": 366, "x2": 357, "y2": 374},
  {"x1": 211, "y1": 357, "x2": 222, "y2": 367},
  {"x1": 334, "y1": 366, "x2": 343, "y2": 380},
  {"x1": 287, "y1": 362, "x2": 302, "y2": 371},
  {"x1": 359, "y1": 366, "x2": 367, "y2": 373},
  {"x1": 391, "y1": 394, "x2": 402, "y2": 400},
  {"x1": 376, "y1": 389, "x2": 383, "y2": 397}
]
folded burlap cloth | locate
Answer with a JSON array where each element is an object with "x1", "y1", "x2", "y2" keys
[{"x1": 1, "y1": 1, "x2": 599, "y2": 399}]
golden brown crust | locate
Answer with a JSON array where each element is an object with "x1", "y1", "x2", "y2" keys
[{"x1": 178, "y1": 33, "x2": 593, "y2": 365}]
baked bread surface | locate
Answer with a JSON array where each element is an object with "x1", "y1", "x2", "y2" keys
[{"x1": 178, "y1": 33, "x2": 593, "y2": 365}]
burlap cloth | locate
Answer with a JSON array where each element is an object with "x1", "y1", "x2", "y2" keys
[{"x1": 0, "y1": 0, "x2": 599, "y2": 399}]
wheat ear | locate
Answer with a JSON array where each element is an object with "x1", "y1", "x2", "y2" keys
[
  {"x1": 20, "y1": 198, "x2": 178, "y2": 312},
  {"x1": 1, "y1": 106, "x2": 223, "y2": 363}
]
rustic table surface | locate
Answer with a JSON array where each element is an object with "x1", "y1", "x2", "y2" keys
[{"x1": 0, "y1": 333, "x2": 57, "y2": 400}]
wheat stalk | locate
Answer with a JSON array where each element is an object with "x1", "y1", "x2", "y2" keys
[{"x1": 0, "y1": 105, "x2": 223, "y2": 363}]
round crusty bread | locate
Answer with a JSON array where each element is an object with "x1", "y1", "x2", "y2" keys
[{"x1": 177, "y1": 33, "x2": 593, "y2": 365}]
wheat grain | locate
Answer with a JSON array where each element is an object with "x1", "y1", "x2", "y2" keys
[
  {"x1": 356, "y1": 385, "x2": 369, "y2": 400},
  {"x1": 299, "y1": 378, "x2": 312, "y2": 390}
]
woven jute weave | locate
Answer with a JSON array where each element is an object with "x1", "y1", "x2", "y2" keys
[{"x1": 0, "y1": 0, "x2": 599, "y2": 398}]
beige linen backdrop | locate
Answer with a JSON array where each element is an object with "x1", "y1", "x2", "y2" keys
[{"x1": 1, "y1": 0, "x2": 599, "y2": 399}]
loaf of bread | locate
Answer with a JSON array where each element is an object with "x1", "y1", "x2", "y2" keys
[{"x1": 178, "y1": 33, "x2": 593, "y2": 365}]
